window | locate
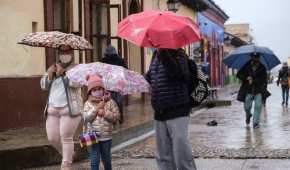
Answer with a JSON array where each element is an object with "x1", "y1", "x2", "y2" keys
[
  {"x1": 91, "y1": 1, "x2": 110, "y2": 61},
  {"x1": 32, "y1": 22, "x2": 38, "y2": 32},
  {"x1": 129, "y1": 0, "x2": 141, "y2": 14},
  {"x1": 53, "y1": 0, "x2": 72, "y2": 33}
]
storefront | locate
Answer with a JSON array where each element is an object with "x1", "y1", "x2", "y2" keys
[{"x1": 197, "y1": 12, "x2": 227, "y2": 87}]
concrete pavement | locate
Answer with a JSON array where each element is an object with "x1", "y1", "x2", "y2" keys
[
  {"x1": 114, "y1": 84, "x2": 290, "y2": 160},
  {"x1": 26, "y1": 158, "x2": 290, "y2": 170}
]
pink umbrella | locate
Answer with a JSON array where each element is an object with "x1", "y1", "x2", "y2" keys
[
  {"x1": 66, "y1": 62, "x2": 149, "y2": 95},
  {"x1": 118, "y1": 10, "x2": 201, "y2": 49}
]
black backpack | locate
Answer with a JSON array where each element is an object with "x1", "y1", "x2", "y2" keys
[{"x1": 187, "y1": 59, "x2": 209, "y2": 107}]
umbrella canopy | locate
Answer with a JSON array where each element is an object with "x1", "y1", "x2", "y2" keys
[
  {"x1": 118, "y1": 10, "x2": 201, "y2": 49},
  {"x1": 223, "y1": 44, "x2": 281, "y2": 70},
  {"x1": 18, "y1": 31, "x2": 92, "y2": 50},
  {"x1": 66, "y1": 62, "x2": 149, "y2": 95}
]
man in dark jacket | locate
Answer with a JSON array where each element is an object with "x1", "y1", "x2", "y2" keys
[
  {"x1": 101, "y1": 45, "x2": 127, "y2": 68},
  {"x1": 237, "y1": 53, "x2": 267, "y2": 129},
  {"x1": 145, "y1": 48, "x2": 196, "y2": 170},
  {"x1": 101, "y1": 45, "x2": 127, "y2": 124},
  {"x1": 277, "y1": 62, "x2": 289, "y2": 106}
]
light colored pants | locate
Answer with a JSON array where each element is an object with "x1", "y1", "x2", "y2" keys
[
  {"x1": 244, "y1": 94, "x2": 262, "y2": 124},
  {"x1": 155, "y1": 116, "x2": 196, "y2": 170},
  {"x1": 46, "y1": 106, "x2": 81, "y2": 165}
]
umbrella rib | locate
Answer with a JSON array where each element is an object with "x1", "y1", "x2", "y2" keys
[{"x1": 140, "y1": 15, "x2": 163, "y2": 48}]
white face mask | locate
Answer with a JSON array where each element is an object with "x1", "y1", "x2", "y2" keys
[
  {"x1": 91, "y1": 90, "x2": 104, "y2": 98},
  {"x1": 59, "y1": 54, "x2": 73, "y2": 64}
]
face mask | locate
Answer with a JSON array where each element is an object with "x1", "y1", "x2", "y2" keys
[
  {"x1": 59, "y1": 54, "x2": 73, "y2": 68},
  {"x1": 91, "y1": 90, "x2": 104, "y2": 98}
]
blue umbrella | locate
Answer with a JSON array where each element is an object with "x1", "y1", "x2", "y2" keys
[{"x1": 223, "y1": 44, "x2": 281, "y2": 70}]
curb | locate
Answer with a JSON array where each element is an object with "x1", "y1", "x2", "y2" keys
[
  {"x1": 0, "y1": 120, "x2": 154, "y2": 170},
  {"x1": 0, "y1": 100, "x2": 230, "y2": 170}
]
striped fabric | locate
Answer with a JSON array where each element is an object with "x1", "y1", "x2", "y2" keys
[{"x1": 79, "y1": 131, "x2": 99, "y2": 148}]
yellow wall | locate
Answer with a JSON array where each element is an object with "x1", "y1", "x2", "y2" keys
[
  {"x1": 0, "y1": 0, "x2": 45, "y2": 77},
  {"x1": 111, "y1": 0, "x2": 122, "y2": 5}
]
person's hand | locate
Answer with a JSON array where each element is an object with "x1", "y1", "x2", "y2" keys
[
  {"x1": 56, "y1": 64, "x2": 66, "y2": 76},
  {"x1": 247, "y1": 76, "x2": 253, "y2": 85},
  {"x1": 47, "y1": 64, "x2": 56, "y2": 80},
  {"x1": 97, "y1": 109, "x2": 105, "y2": 117},
  {"x1": 97, "y1": 101, "x2": 105, "y2": 109}
]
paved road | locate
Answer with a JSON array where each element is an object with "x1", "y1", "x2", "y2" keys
[
  {"x1": 30, "y1": 84, "x2": 290, "y2": 170},
  {"x1": 114, "y1": 84, "x2": 290, "y2": 159},
  {"x1": 27, "y1": 158, "x2": 290, "y2": 170}
]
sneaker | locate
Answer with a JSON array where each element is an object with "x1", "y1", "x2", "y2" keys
[
  {"x1": 282, "y1": 101, "x2": 285, "y2": 105},
  {"x1": 253, "y1": 123, "x2": 260, "y2": 129},
  {"x1": 246, "y1": 114, "x2": 252, "y2": 125}
]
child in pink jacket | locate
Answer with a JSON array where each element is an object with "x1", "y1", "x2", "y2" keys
[{"x1": 83, "y1": 75, "x2": 120, "y2": 170}]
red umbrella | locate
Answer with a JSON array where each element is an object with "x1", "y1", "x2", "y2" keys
[{"x1": 118, "y1": 10, "x2": 201, "y2": 49}]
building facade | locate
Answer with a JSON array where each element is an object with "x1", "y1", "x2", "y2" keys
[
  {"x1": 0, "y1": 0, "x2": 47, "y2": 130},
  {"x1": 196, "y1": 1, "x2": 229, "y2": 87},
  {"x1": 224, "y1": 23, "x2": 253, "y2": 85},
  {"x1": 0, "y1": 0, "x2": 226, "y2": 130},
  {"x1": 225, "y1": 24, "x2": 253, "y2": 44}
]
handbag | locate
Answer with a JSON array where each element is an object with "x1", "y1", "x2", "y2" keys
[
  {"x1": 189, "y1": 67, "x2": 209, "y2": 107},
  {"x1": 79, "y1": 125, "x2": 99, "y2": 148}
]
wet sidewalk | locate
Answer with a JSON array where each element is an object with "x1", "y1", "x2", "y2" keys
[
  {"x1": 113, "y1": 84, "x2": 290, "y2": 159},
  {"x1": 0, "y1": 97, "x2": 154, "y2": 170},
  {"x1": 28, "y1": 158, "x2": 290, "y2": 170},
  {"x1": 0, "y1": 85, "x2": 237, "y2": 169}
]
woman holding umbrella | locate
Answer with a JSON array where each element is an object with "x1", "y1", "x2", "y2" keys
[
  {"x1": 18, "y1": 31, "x2": 93, "y2": 170},
  {"x1": 40, "y1": 45, "x2": 83, "y2": 170}
]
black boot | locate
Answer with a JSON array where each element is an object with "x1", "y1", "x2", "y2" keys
[
  {"x1": 253, "y1": 123, "x2": 260, "y2": 129},
  {"x1": 246, "y1": 114, "x2": 252, "y2": 125}
]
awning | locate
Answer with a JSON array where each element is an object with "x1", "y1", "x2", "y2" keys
[{"x1": 180, "y1": 0, "x2": 229, "y2": 20}]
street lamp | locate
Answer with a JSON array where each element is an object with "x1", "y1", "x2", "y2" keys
[{"x1": 167, "y1": 0, "x2": 180, "y2": 13}]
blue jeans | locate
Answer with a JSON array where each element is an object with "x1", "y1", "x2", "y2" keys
[
  {"x1": 88, "y1": 140, "x2": 112, "y2": 170},
  {"x1": 244, "y1": 94, "x2": 262, "y2": 124},
  {"x1": 282, "y1": 86, "x2": 289, "y2": 104}
]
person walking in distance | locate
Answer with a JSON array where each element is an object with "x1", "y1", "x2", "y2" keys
[
  {"x1": 277, "y1": 62, "x2": 289, "y2": 106},
  {"x1": 237, "y1": 53, "x2": 268, "y2": 129}
]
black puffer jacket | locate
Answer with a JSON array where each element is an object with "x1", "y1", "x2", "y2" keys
[{"x1": 145, "y1": 49, "x2": 191, "y2": 121}]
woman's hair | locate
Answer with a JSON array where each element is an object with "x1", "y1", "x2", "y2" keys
[
  {"x1": 156, "y1": 48, "x2": 189, "y2": 80},
  {"x1": 157, "y1": 49, "x2": 177, "y2": 60}
]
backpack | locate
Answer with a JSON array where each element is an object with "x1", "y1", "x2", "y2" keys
[
  {"x1": 187, "y1": 59, "x2": 209, "y2": 107},
  {"x1": 280, "y1": 70, "x2": 289, "y2": 85}
]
